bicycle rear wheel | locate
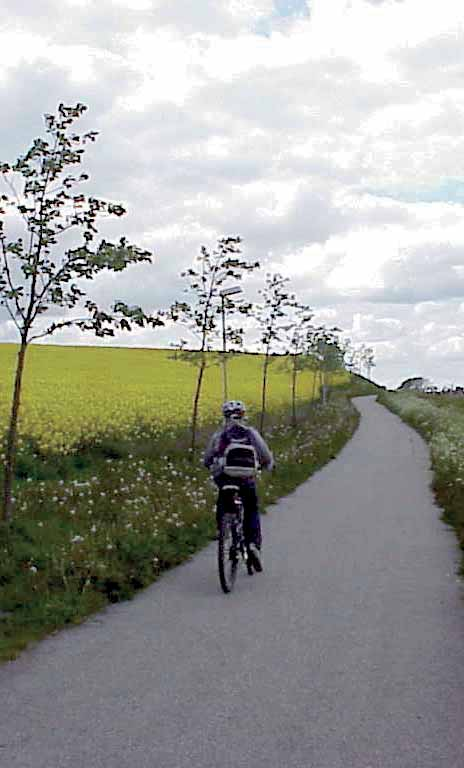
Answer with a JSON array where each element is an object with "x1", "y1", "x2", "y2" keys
[{"x1": 218, "y1": 514, "x2": 239, "y2": 594}]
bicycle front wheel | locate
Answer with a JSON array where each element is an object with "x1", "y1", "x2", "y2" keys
[{"x1": 218, "y1": 514, "x2": 239, "y2": 594}]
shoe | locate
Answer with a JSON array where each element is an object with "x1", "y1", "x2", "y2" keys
[{"x1": 247, "y1": 543, "x2": 263, "y2": 573}]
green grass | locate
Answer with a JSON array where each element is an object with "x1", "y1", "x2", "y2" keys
[
  {"x1": 0, "y1": 343, "x2": 365, "y2": 661},
  {"x1": 341, "y1": 374, "x2": 385, "y2": 397},
  {"x1": 0, "y1": 393, "x2": 359, "y2": 663}
]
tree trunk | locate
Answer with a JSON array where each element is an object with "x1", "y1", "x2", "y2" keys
[
  {"x1": 317, "y1": 369, "x2": 323, "y2": 403},
  {"x1": 321, "y1": 370, "x2": 327, "y2": 405},
  {"x1": 3, "y1": 340, "x2": 28, "y2": 522},
  {"x1": 190, "y1": 358, "x2": 206, "y2": 461},
  {"x1": 311, "y1": 368, "x2": 318, "y2": 403},
  {"x1": 291, "y1": 357, "x2": 297, "y2": 428},
  {"x1": 259, "y1": 354, "x2": 270, "y2": 433}
]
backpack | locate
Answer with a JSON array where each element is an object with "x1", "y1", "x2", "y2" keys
[{"x1": 219, "y1": 424, "x2": 259, "y2": 479}]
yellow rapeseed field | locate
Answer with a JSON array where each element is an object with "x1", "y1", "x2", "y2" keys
[{"x1": 0, "y1": 344, "x2": 348, "y2": 455}]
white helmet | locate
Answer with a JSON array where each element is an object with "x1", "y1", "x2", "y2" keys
[{"x1": 222, "y1": 400, "x2": 246, "y2": 420}]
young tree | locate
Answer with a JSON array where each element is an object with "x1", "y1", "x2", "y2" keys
[
  {"x1": 362, "y1": 346, "x2": 376, "y2": 379},
  {"x1": 311, "y1": 327, "x2": 344, "y2": 405},
  {"x1": 170, "y1": 237, "x2": 258, "y2": 460},
  {"x1": 281, "y1": 305, "x2": 314, "y2": 427},
  {"x1": 0, "y1": 103, "x2": 163, "y2": 522},
  {"x1": 255, "y1": 273, "x2": 298, "y2": 432},
  {"x1": 356, "y1": 343, "x2": 368, "y2": 376},
  {"x1": 337, "y1": 336, "x2": 356, "y2": 387},
  {"x1": 344, "y1": 341, "x2": 362, "y2": 376},
  {"x1": 303, "y1": 325, "x2": 324, "y2": 403}
]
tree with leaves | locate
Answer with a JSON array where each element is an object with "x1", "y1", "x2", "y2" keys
[
  {"x1": 362, "y1": 346, "x2": 376, "y2": 379},
  {"x1": 340, "y1": 337, "x2": 355, "y2": 375},
  {"x1": 344, "y1": 342, "x2": 375, "y2": 379},
  {"x1": 306, "y1": 328, "x2": 324, "y2": 402},
  {"x1": 310, "y1": 326, "x2": 344, "y2": 405},
  {"x1": 352, "y1": 343, "x2": 363, "y2": 376},
  {"x1": 255, "y1": 273, "x2": 298, "y2": 432},
  {"x1": 170, "y1": 237, "x2": 259, "y2": 460},
  {"x1": 0, "y1": 103, "x2": 163, "y2": 522},
  {"x1": 281, "y1": 305, "x2": 314, "y2": 427}
]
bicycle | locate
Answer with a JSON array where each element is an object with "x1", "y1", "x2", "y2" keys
[{"x1": 217, "y1": 484, "x2": 255, "y2": 594}]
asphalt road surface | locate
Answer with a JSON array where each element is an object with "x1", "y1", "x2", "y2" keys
[{"x1": 2, "y1": 396, "x2": 464, "y2": 768}]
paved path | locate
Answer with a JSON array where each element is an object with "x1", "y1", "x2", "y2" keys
[{"x1": 2, "y1": 396, "x2": 464, "y2": 768}]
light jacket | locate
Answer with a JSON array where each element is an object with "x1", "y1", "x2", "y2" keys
[{"x1": 204, "y1": 419, "x2": 274, "y2": 479}]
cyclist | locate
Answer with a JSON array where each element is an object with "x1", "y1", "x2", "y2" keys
[{"x1": 204, "y1": 400, "x2": 274, "y2": 572}]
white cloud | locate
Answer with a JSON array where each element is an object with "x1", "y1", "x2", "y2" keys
[
  {"x1": 1, "y1": 0, "x2": 464, "y2": 390},
  {"x1": 111, "y1": 0, "x2": 154, "y2": 8},
  {"x1": 427, "y1": 336, "x2": 464, "y2": 359},
  {"x1": 0, "y1": 30, "x2": 47, "y2": 76},
  {"x1": 228, "y1": 0, "x2": 274, "y2": 15},
  {"x1": 123, "y1": 28, "x2": 205, "y2": 107}
]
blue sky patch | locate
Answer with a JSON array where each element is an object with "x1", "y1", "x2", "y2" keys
[
  {"x1": 366, "y1": 179, "x2": 464, "y2": 205},
  {"x1": 254, "y1": 0, "x2": 310, "y2": 37},
  {"x1": 274, "y1": 0, "x2": 310, "y2": 18}
]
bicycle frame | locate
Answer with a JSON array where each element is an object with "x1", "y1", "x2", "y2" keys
[{"x1": 217, "y1": 484, "x2": 251, "y2": 593}]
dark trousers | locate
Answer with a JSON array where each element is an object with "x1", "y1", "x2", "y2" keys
[{"x1": 215, "y1": 474, "x2": 262, "y2": 549}]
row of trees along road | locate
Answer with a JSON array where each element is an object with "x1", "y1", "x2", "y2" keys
[
  {"x1": 0, "y1": 103, "x2": 375, "y2": 522},
  {"x1": 171, "y1": 248, "x2": 351, "y2": 455},
  {"x1": 344, "y1": 342, "x2": 376, "y2": 380}
]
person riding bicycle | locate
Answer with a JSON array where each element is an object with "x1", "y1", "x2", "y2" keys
[{"x1": 204, "y1": 400, "x2": 274, "y2": 572}]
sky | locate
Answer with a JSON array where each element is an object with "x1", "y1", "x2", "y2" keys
[{"x1": 0, "y1": 0, "x2": 463, "y2": 389}]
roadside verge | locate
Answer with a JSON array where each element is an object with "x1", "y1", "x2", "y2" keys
[
  {"x1": 378, "y1": 391, "x2": 464, "y2": 567},
  {"x1": 0, "y1": 394, "x2": 360, "y2": 662}
]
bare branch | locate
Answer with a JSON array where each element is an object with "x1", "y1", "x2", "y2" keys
[
  {"x1": 1, "y1": 297, "x2": 22, "y2": 334},
  {"x1": 28, "y1": 317, "x2": 87, "y2": 341}
]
